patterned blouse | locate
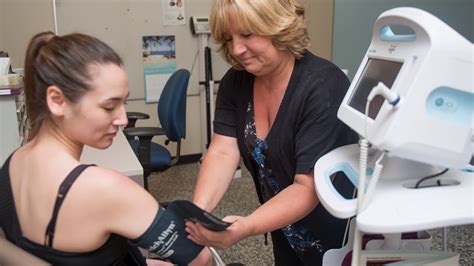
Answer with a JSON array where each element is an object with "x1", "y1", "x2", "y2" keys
[{"x1": 243, "y1": 101, "x2": 325, "y2": 257}]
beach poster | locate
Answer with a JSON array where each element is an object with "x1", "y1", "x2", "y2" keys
[{"x1": 142, "y1": 35, "x2": 176, "y2": 103}]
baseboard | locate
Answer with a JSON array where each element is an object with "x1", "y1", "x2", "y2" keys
[{"x1": 177, "y1": 153, "x2": 202, "y2": 165}]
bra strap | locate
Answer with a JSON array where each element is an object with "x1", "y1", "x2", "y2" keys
[{"x1": 44, "y1": 164, "x2": 96, "y2": 248}]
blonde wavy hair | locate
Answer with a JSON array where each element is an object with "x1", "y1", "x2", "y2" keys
[{"x1": 210, "y1": 0, "x2": 310, "y2": 69}]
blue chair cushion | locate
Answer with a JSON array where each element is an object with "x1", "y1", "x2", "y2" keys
[{"x1": 129, "y1": 140, "x2": 172, "y2": 168}]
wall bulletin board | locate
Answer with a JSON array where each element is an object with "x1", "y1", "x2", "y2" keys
[{"x1": 55, "y1": 0, "x2": 227, "y2": 101}]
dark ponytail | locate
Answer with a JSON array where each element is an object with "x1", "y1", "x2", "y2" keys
[{"x1": 24, "y1": 31, "x2": 55, "y2": 140}]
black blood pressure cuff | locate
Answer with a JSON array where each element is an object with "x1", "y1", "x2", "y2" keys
[{"x1": 129, "y1": 204, "x2": 204, "y2": 265}]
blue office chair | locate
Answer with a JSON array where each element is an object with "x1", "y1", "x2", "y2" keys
[{"x1": 123, "y1": 69, "x2": 190, "y2": 190}]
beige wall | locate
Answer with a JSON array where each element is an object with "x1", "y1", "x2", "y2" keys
[
  {"x1": 0, "y1": 0, "x2": 4, "y2": 50},
  {"x1": 1, "y1": 0, "x2": 55, "y2": 68},
  {"x1": 1, "y1": 0, "x2": 335, "y2": 157},
  {"x1": 53, "y1": 0, "x2": 226, "y2": 157},
  {"x1": 303, "y1": 0, "x2": 334, "y2": 60}
]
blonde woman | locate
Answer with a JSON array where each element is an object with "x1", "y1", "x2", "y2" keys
[{"x1": 187, "y1": 0, "x2": 357, "y2": 265}]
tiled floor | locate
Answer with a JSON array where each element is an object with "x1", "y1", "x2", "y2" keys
[{"x1": 148, "y1": 163, "x2": 473, "y2": 265}]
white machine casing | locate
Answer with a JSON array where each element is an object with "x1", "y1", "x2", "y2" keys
[
  {"x1": 314, "y1": 7, "x2": 473, "y2": 224},
  {"x1": 337, "y1": 7, "x2": 474, "y2": 169},
  {"x1": 318, "y1": 9, "x2": 473, "y2": 265}
]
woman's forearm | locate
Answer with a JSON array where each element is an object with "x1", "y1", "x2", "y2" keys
[
  {"x1": 245, "y1": 173, "x2": 318, "y2": 236},
  {"x1": 192, "y1": 134, "x2": 241, "y2": 212}
]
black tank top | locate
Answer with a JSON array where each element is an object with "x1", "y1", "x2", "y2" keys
[{"x1": 0, "y1": 153, "x2": 145, "y2": 265}]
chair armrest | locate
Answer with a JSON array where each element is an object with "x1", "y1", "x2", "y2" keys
[
  {"x1": 126, "y1": 112, "x2": 150, "y2": 120},
  {"x1": 125, "y1": 112, "x2": 150, "y2": 129},
  {"x1": 123, "y1": 127, "x2": 166, "y2": 180},
  {"x1": 123, "y1": 127, "x2": 166, "y2": 138}
]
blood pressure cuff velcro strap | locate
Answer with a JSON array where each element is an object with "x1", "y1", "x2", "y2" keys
[{"x1": 129, "y1": 205, "x2": 204, "y2": 265}]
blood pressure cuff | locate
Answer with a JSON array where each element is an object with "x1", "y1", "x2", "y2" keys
[{"x1": 129, "y1": 204, "x2": 204, "y2": 265}]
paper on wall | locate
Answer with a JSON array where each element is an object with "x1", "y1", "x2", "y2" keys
[
  {"x1": 0, "y1": 57, "x2": 11, "y2": 75},
  {"x1": 142, "y1": 35, "x2": 177, "y2": 103},
  {"x1": 161, "y1": 0, "x2": 186, "y2": 26}
]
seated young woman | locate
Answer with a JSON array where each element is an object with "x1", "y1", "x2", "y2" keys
[{"x1": 0, "y1": 31, "x2": 214, "y2": 266}]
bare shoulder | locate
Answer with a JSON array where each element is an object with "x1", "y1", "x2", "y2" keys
[
  {"x1": 81, "y1": 166, "x2": 137, "y2": 188},
  {"x1": 72, "y1": 166, "x2": 158, "y2": 238},
  {"x1": 76, "y1": 166, "x2": 148, "y2": 202}
]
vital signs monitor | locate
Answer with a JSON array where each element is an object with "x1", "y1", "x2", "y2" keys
[{"x1": 337, "y1": 7, "x2": 473, "y2": 169}]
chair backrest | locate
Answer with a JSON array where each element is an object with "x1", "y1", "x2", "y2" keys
[{"x1": 157, "y1": 69, "x2": 190, "y2": 142}]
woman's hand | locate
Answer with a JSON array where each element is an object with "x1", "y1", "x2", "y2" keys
[{"x1": 185, "y1": 215, "x2": 252, "y2": 250}]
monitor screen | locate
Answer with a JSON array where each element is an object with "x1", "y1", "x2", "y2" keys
[{"x1": 348, "y1": 58, "x2": 403, "y2": 119}]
